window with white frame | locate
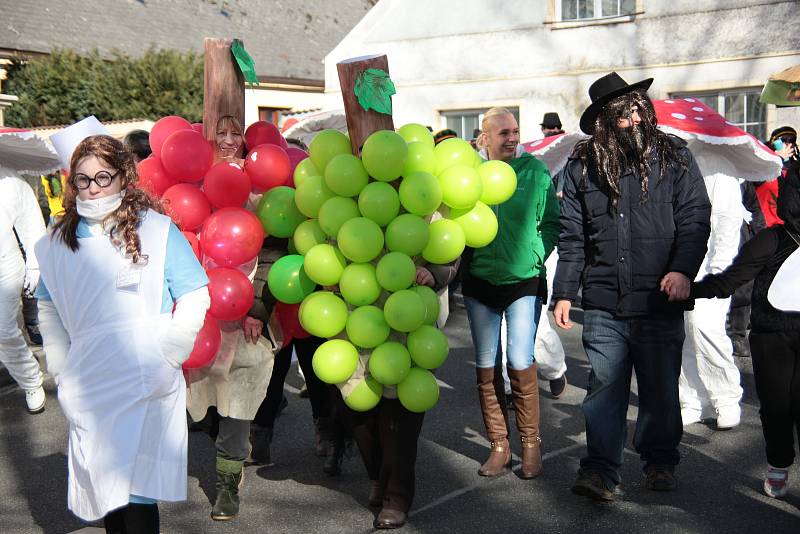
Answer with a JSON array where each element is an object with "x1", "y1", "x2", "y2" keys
[
  {"x1": 558, "y1": 0, "x2": 636, "y2": 21},
  {"x1": 441, "y1": 108, "x2": 520, "y2": 140},
  {"x1": 671, "y1": 89, "x2": 768, "y2": 140}
]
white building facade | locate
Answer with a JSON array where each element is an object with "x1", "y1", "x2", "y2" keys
[{"x1": 324, "y1": 0, "x2": 800, "y2": 142}]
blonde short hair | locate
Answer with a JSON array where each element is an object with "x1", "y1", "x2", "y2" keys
[{"x1": 477, "y1": 107, "x2": 516, "y2": 150}]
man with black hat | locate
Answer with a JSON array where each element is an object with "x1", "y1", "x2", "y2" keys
[
  {"x1": 552, "y1": 72, "x2": 711, "y2": 500},
  {"x1": 540, "y1": 112, "x2": 565, "y2": 137}
]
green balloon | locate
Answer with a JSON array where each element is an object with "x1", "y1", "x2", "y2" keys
[
  {"x1": 324, "y1": 153, "x2": 369, "y2": 197},
  {"x1": 449, "y1": 201, "x2": 499, "y2": 248},
  {"x1": 411, "y1": 285, "x2": 440, "y2": 325},
  {"x1": 267, "y1": 254, "x2": 316, "y2": 304},
  {"x1": 399, "y1": 171, "x2": 442, "y2": 216},
  {"x1": 397, "y1": 367, "x2": 440, "y2": 412},
  {"x1": 438, "y1": 165, "x2": 483, "y2": 209},
  {"x1": 295, "y1": 175, "x2": 335, "y2": 218},
  {"x1": 344, "y1": 375, "x2": 383, "y2": 412},
  {"x1": 384, "y1": 214, "x2": 429, "y2": 257},
  {"x1": 309, "y1": 130, "x2": 351, "y2": 173},
  {"x1": 397, "y1": 123, "x2": 435, "y2": 150},
  {"x1": 434, "y1": 137, "x2": 477, "y2": 175},
  {"x1": 478, "y1": 160, "x2": 518, "y2": 205},
  {"x1": 256, "y1": 186, "x2": 306, "y2": 238},
  {"x1": 318, "y1": 196, "x2": 360, "y2": 238},
  {"x1": 300, "y1": 291, "x2": 348, "y2": 339},
  {"x1": 312, "y1": 338, "x2": 359, "y2": 384},
  {"x1": 303, "y1": 243, "x2": 347, "y2": 286},
  {"x1": 358, "y1": 182, "x2": 400, "y2": 227},
  {"x1": 376, "y1": 251, "x2": 416, "y2": 292},
  {"x1": 346, "y1": 305, "x2": 391, "y2": 348},
  {"x1": 369, "y1": 341, "x2": 412, "y2": 385},
  {"x1": 361, "y1": 130, "x2": 408, "y2": 182},
  {"x1": 422, "y1": 219, "x2": 465, "y2": 264},
  {"x1": 339, "y1": 263, "x2": 381, "y2": 306},
  {"x1": 383, "y1": 289, "x2": 425, "y2": 332},
  {"x1": 402, "y1": 141, "x2": 436, "y2": 177},
  {"x1": 293, "y1": 219, "x2": 327, "y2": 255},
  {"x1": 407, "y1": 325, "x2": 449, "y2": 369},
  {"x1": 293, "y1": 158, "x2": 320, "y2": 188},
  {"x1": 337, "y1": 217, "x2": 384, "y2": 263}
]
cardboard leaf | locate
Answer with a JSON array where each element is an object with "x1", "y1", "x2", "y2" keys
[{"x1": 353, "y1": 68, "x2": 396, "y2": 115}]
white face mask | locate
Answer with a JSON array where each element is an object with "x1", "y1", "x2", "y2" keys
[{"x1": 76, "y1": 193, "x2": 123, "y2": 220}]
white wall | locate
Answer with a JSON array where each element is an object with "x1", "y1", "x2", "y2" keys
[{"x1": 322, "y1": 0, "x2": 800, "y2": 140}]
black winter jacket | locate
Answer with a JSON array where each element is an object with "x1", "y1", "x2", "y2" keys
[{"x1": 553, "y1": 137, "x2": 711, "y2": 317}]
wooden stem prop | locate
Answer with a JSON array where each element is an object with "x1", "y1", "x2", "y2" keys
[
  {"x1": 203, "y1": 38, "x2": 245, "y2": 146},
  {"x1": 337, "y1": 55, "x2": 394, "y2": 154}
]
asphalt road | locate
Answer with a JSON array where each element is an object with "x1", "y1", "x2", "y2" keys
[{"x1": 1, "y1": 295, "x2": 799, "y2": 533}]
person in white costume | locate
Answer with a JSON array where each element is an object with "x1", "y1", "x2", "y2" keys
[
  {"x1": 0, "y1": 166, "x2": 46, "y2": 413},
  {"x1": 679, "y1": 173, "x2": 744, "y2": 429},
  {"x1": 35, "y1": 130, "x2": 209, "y2": 533}
]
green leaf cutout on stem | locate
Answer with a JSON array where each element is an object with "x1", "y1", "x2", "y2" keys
[
  {"x1": 354, "y1": 68, "x2": 396, "y2": 115},
  {"x1": 231, "y1": 39, "x2": 259, "y2": 87}
]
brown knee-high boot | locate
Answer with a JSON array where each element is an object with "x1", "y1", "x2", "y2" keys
[
  {"x1": 509, "y1": 364, "x2": 542, "y2": 479},
  {"x1": 476, "y1": 367, "x2": 511, "y2": 476}
]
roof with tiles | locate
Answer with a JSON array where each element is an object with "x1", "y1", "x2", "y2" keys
[{"x1": 1, "y1": 0, "x2": 376, "y2": 82}]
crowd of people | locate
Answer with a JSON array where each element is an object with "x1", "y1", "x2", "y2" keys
[{"x1": 1, "y1": 70, "x2": 799, "y2": 533}]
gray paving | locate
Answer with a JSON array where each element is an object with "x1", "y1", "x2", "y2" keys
[{"x1": 1, "y1": 297, "x2": 799, "y2": 533}]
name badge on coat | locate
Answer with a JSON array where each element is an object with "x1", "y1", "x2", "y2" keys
[{"x1": 116, "y1": 265, "x2": 143, "y2": 294}]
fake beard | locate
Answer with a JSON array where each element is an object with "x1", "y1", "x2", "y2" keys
[{"x1": 617, "y1": 124, "x2": 645, "y2": 157}]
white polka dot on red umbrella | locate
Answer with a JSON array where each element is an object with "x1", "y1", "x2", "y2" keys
[
  {"x1": 671, "y1": 113, "x2": 686, "y2": 119},
  {"x1": 692, "y1": 107, "x2": 703, "y2": 112},
  {"x1": 665, "y1": 100, "x2": 674, "y2": 104}
]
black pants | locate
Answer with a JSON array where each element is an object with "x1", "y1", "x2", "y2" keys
[
  {"x1": 727, "y1": 280, "x2": 753, "y2": 340},
  {"x1": 253, "y1": 336, "x2": 328, "y2": 427},
  {"x1": 750, "y1": 331, "x2": 800, "y2": 468},
  {"x1": 341, "y1": 396, "x2": 425, "y2": 513},
  {"x1": 103, "y1": 503, "x2": 159, "y2": 534}
]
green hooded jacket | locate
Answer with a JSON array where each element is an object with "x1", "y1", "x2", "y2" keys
[{"x1": 468, "y1": 153, "x2": 560, "y2": 284}]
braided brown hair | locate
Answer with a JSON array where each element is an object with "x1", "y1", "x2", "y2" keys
[
  {"x1": 574, "y1": 90, "x2": 686, "y2": 207},
  {"x1": 53, "y1": 135, "x2": 162, "y2": 264}
]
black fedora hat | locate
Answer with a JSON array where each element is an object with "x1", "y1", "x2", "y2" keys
[
  {"x1": 579, "y1": 72, "x2": 653, "y2": 134},
  {"x1": 540, "y1": 112, "x2": 562, "y2": 129}
]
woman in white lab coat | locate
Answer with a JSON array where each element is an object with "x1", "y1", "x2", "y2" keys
[{"x1": 35, "y1": 135, "x2": 210, "y2": 533}]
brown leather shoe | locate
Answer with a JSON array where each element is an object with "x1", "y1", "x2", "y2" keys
[
  {"x1": 571, "y1": 471, "x2": 615, "y2": 502},
  {"x1": 373, "y1": 508, "x2": 407, "y2": 529},
  {"x1": 477, "y1": 367, "x2": 511, "y2": 476},
  {"x1": 368, "y1": 480, "x2": 383, "y2": 507},
  {"x1": 508, "y1": 365, "x2": 542, "y2": 479}
]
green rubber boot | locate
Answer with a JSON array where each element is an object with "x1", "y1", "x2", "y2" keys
[{"x1": 211, "y1": 457, "x2": 244, "y2": 521}]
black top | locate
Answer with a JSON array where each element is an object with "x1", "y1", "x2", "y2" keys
[
  {"x1": 692, "y1": 226, "x2": 800, "y2": 333},
  {"x1": 462, "y1": 274, "x2": 545, "y2": 310},
  {"x1": 553, "y1": 137, "x2": 711, "y2": 318}
]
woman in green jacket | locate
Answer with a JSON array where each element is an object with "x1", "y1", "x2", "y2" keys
[{"x1": 464, "y1": 108, "x2": 560, "y2": 480}]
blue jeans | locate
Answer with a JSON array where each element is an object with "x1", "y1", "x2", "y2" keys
[
  {"x1": 464, "y1": 296, "x2": 542, "y2": 370},
  {"x1": 580, "y1": 310, "x2": 684, "y2": 489}
]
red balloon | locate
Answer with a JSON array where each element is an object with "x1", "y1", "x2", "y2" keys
[
  {"x1": 191, "y1": 122, "x2": 204, "y2": 134},
  {"x1": 245, "y1": 121, "x2": 287, "y2": 150},
  {"x1": 203, "y1": 161, "x2": 252, "y2": 209},
  {"x1": 150, "y1": 116, "x2": 192, "y2": 157},
  {"x1": 200, "y1": 207, "x2": 265, "y2": 267},
  {"x1": 137, "y1": 157, "x2": 178, "y2": 197},
  {"x1": 183, "y1": 314, "x2": 221, "y2": 369},
  {"x1": 244, "y1": 144, "x2": 292, "y2": 192},
  {"x1": 161, "y1": 129, "x2": 214, "y2": 182},
  {"x1": 162, "y1": 183, "x2": 211, "y2": 231},
  {"x1": 207, "y1": 267, "x2": 255, "y2": 321},
  {"x1": 285, "y1": 146, "x2": 309, "y2": 174},
  {"x1": 181, "y1": 230, "x2": 201, "y2": 260}
]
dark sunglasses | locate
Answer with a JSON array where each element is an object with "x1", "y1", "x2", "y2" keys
[{"x1": 72, "y1": 170, "x2": 120, "y2": 190}]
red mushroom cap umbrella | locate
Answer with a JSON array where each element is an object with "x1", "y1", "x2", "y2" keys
[
  {"x1": 653, "y1": 98, "x2": 782, "y2": 182},
  {"x1": 522, "y1": 132, "x2": 588, "y2": 177}
]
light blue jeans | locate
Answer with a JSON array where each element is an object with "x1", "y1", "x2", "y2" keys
[{"x1": 464, "y1": 296, "x2": 542, "y2": 370}]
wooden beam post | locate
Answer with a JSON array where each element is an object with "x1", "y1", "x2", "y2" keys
[
  {"x1": 203, "y1": 38, "x2": 245, "y2": 149},
  {"x1": 336, "y1": 54, "x2": 395, "y2": 155}
]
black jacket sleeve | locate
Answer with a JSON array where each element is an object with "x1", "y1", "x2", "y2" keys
[
  {"x1": 552, "y1": 160, "x2": 584, "y2": 302},
  {"x1": 691, "y1": 227, "x2": 778, "y2": 299},
  {"x1": 666, "y1": 149, "x2": 711, "y2": 278},
  {"x1": 742, "y1": 181, "x2": 766, "y2": 234}
]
